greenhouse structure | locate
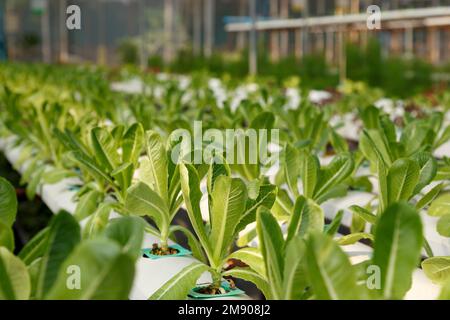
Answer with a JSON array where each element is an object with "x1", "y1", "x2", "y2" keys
[{"x1": 0, "y1": 0, "x2": 449, "y2": 310}]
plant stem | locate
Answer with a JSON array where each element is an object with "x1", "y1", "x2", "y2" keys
[
  {"x1": 160, "y1": 228, "x2": 169, "y2": 251},
  {"x1": 211, "y1": 269, "x2": 222, "y2": 288}
]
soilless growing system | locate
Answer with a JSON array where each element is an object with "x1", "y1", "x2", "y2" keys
[{"x1": 0, "y1": 63, "x2": 449, "y2": 302}]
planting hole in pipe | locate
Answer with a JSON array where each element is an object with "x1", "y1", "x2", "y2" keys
[
  {"x1": 141, "y1": 244, "x2": 191, "y2": 260},
  {"x1": 188, "y1": 280, "x2": 245, "y2": 299}
]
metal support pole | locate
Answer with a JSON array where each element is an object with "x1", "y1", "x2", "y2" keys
[
  {"x1": 97, "y1": 0, "x2": 107, "y2": 65},
  {"x1": 427, "y1": 26, "x2": 440, "y2": 64},
  {"x1": 193, "y1": 0, "x2": 202, "y2": 55},
  {"x1": 163, "y1": 0, "x2": 174, "y2": 63},
  {"x1": 326, "y1": 29, "x2": 334, "y2": 64},
  {"x1": 302, "y1": 0, "x2": 309, "y2": 57},
  {"x1": 41, "y1": 0, "x2": 51, "y2": 63},
  {"x1": 405, "y1": 26, "x2": 414, "y2": 59},
  {"x1": 280, "y1": 0, "x2": 288, "y2": 57},
  {"x1": 236, "y1": 0, "x2": 246, "y2": 52},
  {"x1": 138, "y1": 0, "x2": 147, "y2": 70},
  {"x1": 204, "y1": 0, "x2": 214, "y2": 57},
  {"x1": 249, "y1": 0, "x2": 257, "y2": 75},
  {"x1": 294, "y1": 28, "x2": 302, "y2": 60},
  {"x1": 338, "y1": 26, "x2": 346, "y2": 84},
  {"x1": 59, "y1": 0, "x2": 68, "y2": 63},
  {"x1": 269, "y1": 0, "x2": 279, "y2": 61},
  {"x1": 391, "y1": 29, "x2": 404, "y2": 55}
]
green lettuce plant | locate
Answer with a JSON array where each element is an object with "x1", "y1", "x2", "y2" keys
[
  {"x1": 124, "y1": 130, "x2": 198, "y2": 252},
  {"x1": 227, "y1": 201, "x2": 425, "y2": 300},
  {"x1": 237, "y1": 147, "x2": 354, "y2": 247},
  {"x1": 0, "y1": 176, "x2": 144, "y2": 300},
  {"x1": 351, "y1": 109, "x2": 447, "y2": 254},
  {"x1": 54, "y1": 123, "x2": 144, "y2": 237},
  {"x1": 148, "y1": 161, "x2": 276, "y2": 299}
]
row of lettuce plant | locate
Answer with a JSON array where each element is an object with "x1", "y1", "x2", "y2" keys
[{"x1": 0, "y1": 63, "x2": 449, "y2": 299}]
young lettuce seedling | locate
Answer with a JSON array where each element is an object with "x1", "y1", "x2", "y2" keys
[
  {"x1": 228, "y1": 201, "x2": 425, "y2": 300},
  {"x1": 227, "y1": 206, "x2": 363, "y2": 300},
  {"x1": 124, "y1": 130, "x2": 188, "y2": 253},
  {"x1": 237, "y1": 147, "x2": 355, "y2": 247},
  {"x1": 54, "y1": 123, "x2": 144, "y2": 236},
  {"x1": 148, "y1": 160, "x2": 277, "y2": 299}
]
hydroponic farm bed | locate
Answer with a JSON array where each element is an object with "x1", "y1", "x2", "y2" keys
[{"x1": 0, "y1": 65, "x2": 449, "y2": 300}]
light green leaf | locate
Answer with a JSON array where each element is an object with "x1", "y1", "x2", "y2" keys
[
  {"x1": 149, "y1": 262, "x2": 210, "y2": 300},
  {"x1": 437, "y1": 214, "x2": 450, "y2": 237},
  {"x1": 329, "y1": 129, "x2": 349, "y2": 153},
  {"x1": 26, "y1": 165, "x2": 45, "y2": 200},
  {"x1": 0, "y1": 222, "x2": 14, "y2": 252},
  {"x1": 169, "y1": 225, "x2": 207, "y2": 264},
  {"x1": 111, "y1": 162, "x2": 134, "y2": 194},
  {"x1": 422, "y1": 257, "x2": 450, "y2": 284},
  {"x1": 209, "y1": 176, "x2": 247, "y2": 263},
  {"x1": 82, "y1": 203, "x2": 113, "y2": 239},
  {"x1": 284, "y1": 143, "x2": 300, "y2": 197},
  {"x1": 349, "y1": 205, "x2": 377, "y2": 225},
  {"x1": 435, "y1": 125, "x2": 450, "y2": 148},
  {"x1": 428, "y1": 194, "x2": 450, "y2": 217},
  {"x1": 256, "y1": 208, "x2": 285, "y2": 299},
  {"x1": 325, "y1": 210, "x2": 344, "y2": 237},
  {"x1": 90, "y1": 127, "x2": 120, "y2": 172},
  {"x1": 300, "y1": 152, "x2": 319, "y2": 199},
  {"x1": 435, "y1": 166, "x2": 450, "y2": 181},
  {"x1": 0, "y1": 177, "x2": 17, "y2": 227},
  {"x1": 206, "y1": 160, "x2": 231, "y2": 196},
  {"x1": 36, "y1": 211, "x2": 81, "y2": 299},
  {"x1": 125, "y1": 181, "x2": 169, "y2": 233},
  {"x1": 223, "y1": 267, "x2": 271, "y2": 299},
  {"x1": 401, "y1": 123, "x2": 433, "y2": 156},
  {"x1": 104, "y1": 216, "x2": 145, "y2": 261},
  {"x1": 336, "y1": 233, "x2": 374, "y2": 245},
  {"x1": 287, "y1": 196, "x2": 324, "y2": 242},
  {"x1": 272, "y1": 189, "x2": 293, "y2": 220},
  {"x1": 250, "y1": 111, "x2": 275, "y2": 130},
  {"x1": 387, "y1": 158, "x2": 420, "y2": 204},
  {"x1": 179, "y1": 164, "x2": 212, "y2": 259},
  {"x1": 282, "y1": 236, "x2": 307, "y2": 300},
  {"x1": 373, "y1": 202, "x2": 423, "y2": 299},
  {"x1": 360, "y1": 129, "x2": 392, "y2": 166},
  {"x1": 20, "y1": 158, "x2": 38, "y2": 185},
  {"x1": 416, "y1": 182, "x2": 445, "y2": 211},
  {"x1": 305, "y1": 232, "x2": 361, "y2": 300},
  {"x1": 236, "y1": 226, "x2": 258, "y2": 248},
  {"x1": 46, "y1": 239, "x2": 135, "y2": 299},
  {"x1": 0, "y1": 247, "x2": 31, "y2": 300},
  {"x1": 27, "y1": 257, "x2": 41, "y2": 299},
  {"x1": 351, "y1": 209, "x2": 366, "y2": 233},
  {"x1": 70, "y1": 151, "x2": 114, "y2": 185},
  {"x1": 314, "y1": 153, "x2": 354, "y2": 201},
  {"x1": 53, "y1": 128, "x2": 91, "y2": 156},
  {"x1": 74, "y1": 189, "x2": 102, "y2": 221},
  {"x1": 18, "y1": 227, "x2": 50, "y2": 265},
  {"x1": 122, "y1": 123, "x2": 144, "y2": 166},
  {"x1": 412, "y1": 152, "x2": 437, "y2": 195},
  {"x1": 234, "y1": 184, "x2": 277, "y2": 235},
  {"x1": 144, "y1": 131, "x2": 169, "y2": 203},
  {"x1": 378, "y1": 159, "x2": 389, "y2": 212},
  {"x1": 439, "y1": 279, "x2": 450, "y2": 300},
  {"x1": 41, "y1": 169, "x2": 77, "y2": 185},
  {"x1": 227, "y1": 247, "x2": 265, "y2": 277}
]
